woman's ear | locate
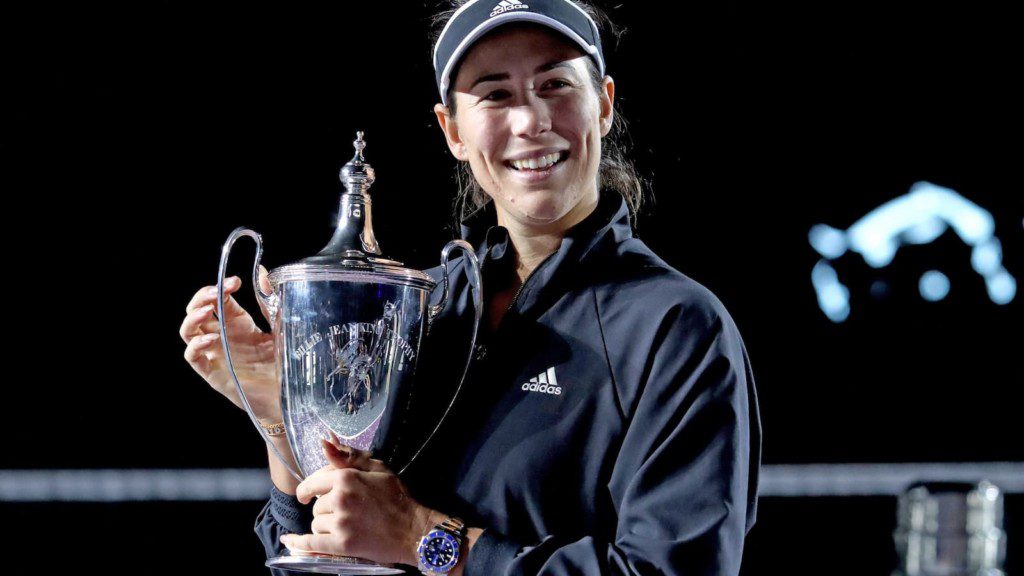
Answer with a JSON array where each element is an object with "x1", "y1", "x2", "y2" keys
[
  {"x1": 434, "y1": 103, "x2": 468, "y2": 160},
  {"x1": 599, "y1": 76, "x2": 615, "y2": 137}
]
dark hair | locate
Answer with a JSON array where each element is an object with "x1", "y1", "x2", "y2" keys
[{"x1": 429, "y1": 0, "x2": 649, "y2": 228}]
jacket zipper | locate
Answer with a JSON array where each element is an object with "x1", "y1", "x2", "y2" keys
[{"x1": 474, "y1": 250, "x2": 557, "y2": 361}]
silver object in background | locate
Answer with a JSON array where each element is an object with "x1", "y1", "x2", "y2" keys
[
  {"x1": 215, "y1": 132, "x2": 483, "y2": 574},
  {"x1": 893, "y1": 480, "x2": 1006, "y2": 576}
]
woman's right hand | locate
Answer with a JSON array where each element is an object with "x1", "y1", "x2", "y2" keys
[{"x1": 180, "y1": 266, "x2": 281, "y2": 423}]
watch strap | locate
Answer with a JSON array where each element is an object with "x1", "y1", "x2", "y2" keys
[{"x1": 438, "y1": 516, "x2": 466, "y2": 538}]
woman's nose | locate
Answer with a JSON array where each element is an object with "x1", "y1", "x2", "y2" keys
[{"x1": 508, "y1": 95, "x2": 552, "y2": 138}]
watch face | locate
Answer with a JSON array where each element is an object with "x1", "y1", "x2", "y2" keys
[{"x1": 419, "y1": 530, "x2": 460, "y2": 571}]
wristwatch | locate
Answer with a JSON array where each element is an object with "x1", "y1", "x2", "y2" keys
[{"x1": 416, "y1": 516, "x2": 466, "y2": 575}]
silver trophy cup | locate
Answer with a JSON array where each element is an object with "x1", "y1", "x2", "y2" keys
[{"x1": 215, "y1": 132, "x2": 482, "y2": 574}]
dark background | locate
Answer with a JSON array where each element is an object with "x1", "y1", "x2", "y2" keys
[{"x1": 4, "y1": 1, "x2": 1020, "y2": 574}]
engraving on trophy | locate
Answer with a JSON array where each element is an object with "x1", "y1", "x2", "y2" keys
[
  {"x1": 325, "y1": 302, "x2": 399, "y2": 415},
  {"x1": 295, "y1": 332, "x2": 323, "y2": 358},
  {"x1": 289, "y1": 301, "x2": 417, "y2": 441}
]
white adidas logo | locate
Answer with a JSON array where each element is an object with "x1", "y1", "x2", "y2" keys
[
  {"x1": 491, "y1": 0, "x2": 529, "y2": 17},
  {"x1": 521, "y1": 366, "x2": 562, "y2": 395}
]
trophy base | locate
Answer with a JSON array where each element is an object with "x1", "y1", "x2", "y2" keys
[{"x1": 266, "y1": 551, "x2": 405, "y2": 575}]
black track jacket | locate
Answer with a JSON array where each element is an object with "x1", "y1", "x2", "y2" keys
[{"x1": 255, "y1": 189, "x2": 762, "y2": 576}]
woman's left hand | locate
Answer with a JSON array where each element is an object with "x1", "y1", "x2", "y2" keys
[{"x1": 280, "y1": 432, "x2": 437, "y2": 567}]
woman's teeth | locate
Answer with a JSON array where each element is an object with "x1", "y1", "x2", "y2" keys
[{"x1": 510, "y1": 152, "x2": 564, "y2": 171}]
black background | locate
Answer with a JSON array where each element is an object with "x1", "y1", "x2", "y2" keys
[{"x1": 4, "y1": 1, "x2": 1021, "y2": 574}]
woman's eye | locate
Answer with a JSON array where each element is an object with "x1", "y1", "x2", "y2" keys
[
  {"x1": 483, "y1": 90, "x2": 509, "y2": 101},
  {"x1": 546, "y1": 79, "x2": 571, "y2": 89}
]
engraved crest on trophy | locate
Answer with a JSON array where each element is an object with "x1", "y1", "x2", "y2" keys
[{"x1": 324, "y1": 304, "x2": 394, "y2": 407}]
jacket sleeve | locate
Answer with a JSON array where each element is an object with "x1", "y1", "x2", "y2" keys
[
  {"x1": 463, "y1": 307, "x2": 761, "y2": 576},
  {"x1": 253, "y1": 486, "x2": 317, "y2": 576}
]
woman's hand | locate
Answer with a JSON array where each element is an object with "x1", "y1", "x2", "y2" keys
[
  {"x1": 180, "y1": 266, "x2": 281, "y2": 422},
  {"x1": 281, "y1": 432, "x2": 438, "y2": 567}
]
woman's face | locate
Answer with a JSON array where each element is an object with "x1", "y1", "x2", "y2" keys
[{"x1": 434, "y1": 24, "x2": 614, "y2": 231}]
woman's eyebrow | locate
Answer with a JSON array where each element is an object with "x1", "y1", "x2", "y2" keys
[{"x1": 469, "y1": 60, "x2": 574, "y2": 90}]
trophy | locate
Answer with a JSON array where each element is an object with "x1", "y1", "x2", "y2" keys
[
  {"x1": 215, "y1": 132, "x2": 482, "y2": 574},
  {"x1": 893, "y1": 480, "x2": 1006, "y2": 576}
]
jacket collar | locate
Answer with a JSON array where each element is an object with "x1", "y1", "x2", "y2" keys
[{"x1": 458, "y1": 189, "x2": 634, "y2": 316}]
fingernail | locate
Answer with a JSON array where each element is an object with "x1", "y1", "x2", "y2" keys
[{"x1": 201, "y1": 333, "x2": 219, "y2": 343}]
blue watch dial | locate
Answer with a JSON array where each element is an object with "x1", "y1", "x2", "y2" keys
[{"x1": 419, "y1": 529, "x2": 460, "y2": 572}]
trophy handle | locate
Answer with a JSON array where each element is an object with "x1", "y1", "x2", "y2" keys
[
  {"x1": 397, "y1": 240, "x2": 483, "y2": 476},
  {"x1": 217, "y1": 227, "x2": 302, "y2": 482}
]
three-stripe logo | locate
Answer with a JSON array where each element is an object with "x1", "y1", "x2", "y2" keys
[
  {"x1": 491, "y1": 0, "x2": 530, "y2": 18},
  {"x1": 521, "y1": 366, "x2": 562, "y2": 395}
]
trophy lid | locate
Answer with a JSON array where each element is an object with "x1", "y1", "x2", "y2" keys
[{"x1": 268, "y1": 132, "x2": 434, "y2": 290}]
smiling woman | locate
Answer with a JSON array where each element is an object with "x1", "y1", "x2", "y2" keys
[
  {"x1": 215, "y1": 1, "x2": 764, "y2": 575},
  {"x1": 430, "y1": 0, "x2": 645, "y2": 228},
  {"x1": 435, "y1": 23, "x2": 610, "y2": 237}
]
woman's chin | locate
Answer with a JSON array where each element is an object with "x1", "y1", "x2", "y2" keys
[
  {"x1": 513, "y1": 197, "x2": 570, "y2": 225},
  {"x1": 494, "y1": 186, "x2": 598, "y2": 230}
]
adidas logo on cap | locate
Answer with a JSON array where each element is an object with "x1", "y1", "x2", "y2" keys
[
  {"x1": 491, "y1": 0, "x2": 530, "y2": 17},
  {"x1": 521, "y1": 366, "x2": 562, "y2": 395}
]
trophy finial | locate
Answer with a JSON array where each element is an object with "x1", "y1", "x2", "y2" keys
[
  {"x1": 315, "y1": 130, "x2": 382, "y2": 259},
  {"x1": 340, "y1": 130, "x2": 375, "y2": 193},
  {"x1": 354, "y1": 131, "x2": 366, "y2": 161}
]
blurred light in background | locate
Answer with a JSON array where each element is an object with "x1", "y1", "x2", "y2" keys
[
  {"x1": 919, "y1": 270, "x2": 950, "y2": 301},
  {"x1": 809, "y1": 181, "x2": 1016, "y2": 321}
]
